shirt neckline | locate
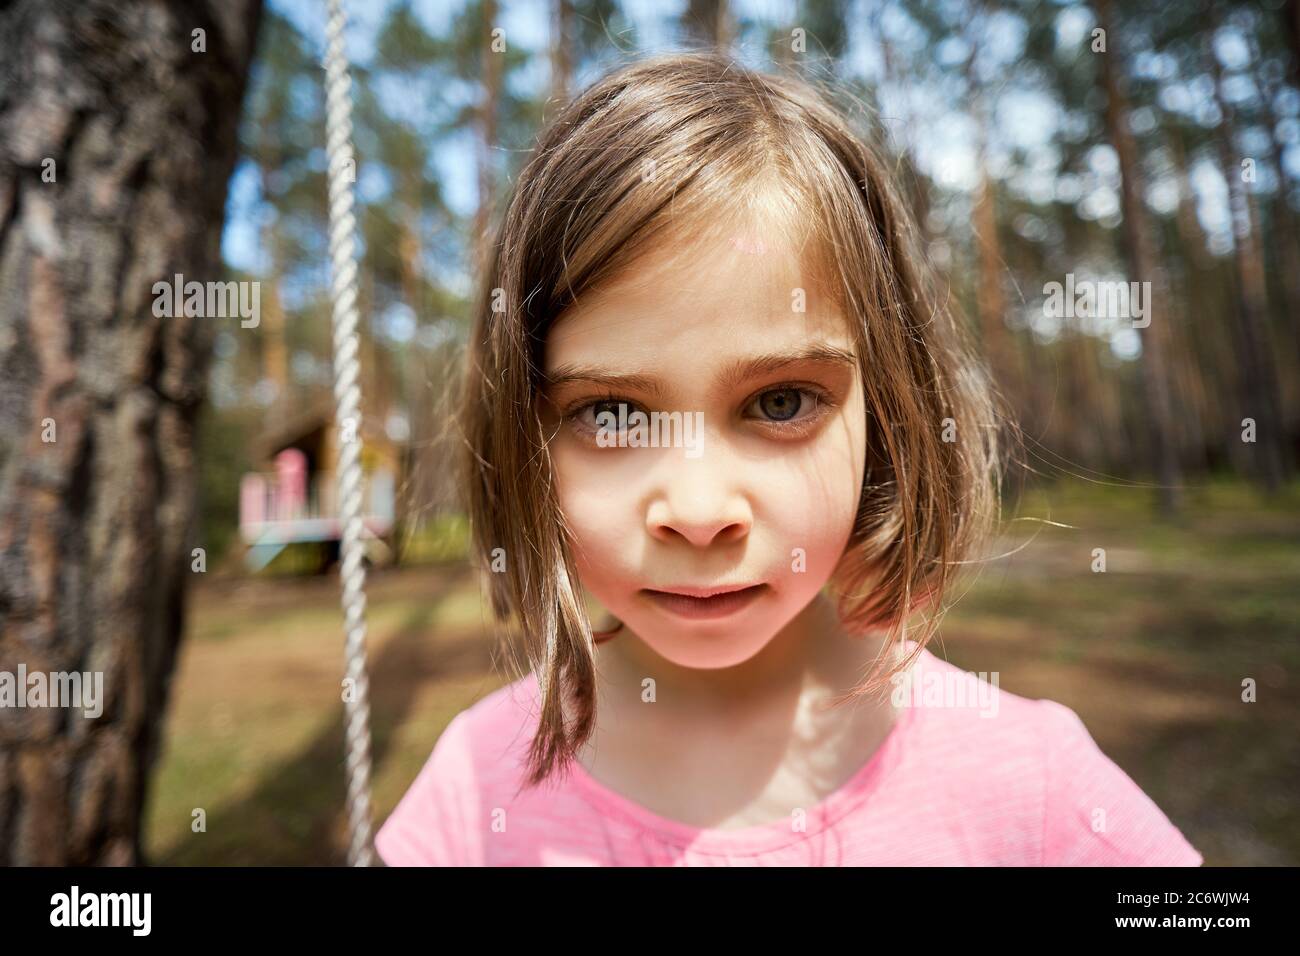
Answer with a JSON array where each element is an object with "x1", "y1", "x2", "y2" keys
[{"x1": 552, "y1": 645, "x2": 924, "y2": 856}]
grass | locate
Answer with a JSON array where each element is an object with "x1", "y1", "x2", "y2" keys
[{"x1": 143, "y1": 479, "x2": 1300, "y2": 866}]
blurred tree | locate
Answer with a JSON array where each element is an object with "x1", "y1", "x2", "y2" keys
[
  {"x1": 682, "y1": 0, "x2": 732, "y2": 50},
  {"x1": 359, "y1": 4, "x2": 454, "y2": 525},
  {"x1": 0, "y1": 0, "x2": 262, "y2": 863},
  {"x1": 476, "y1": 0, "x2": 504, "y2": 278},
  {"x1": 1285, "y1": 0, "x2": 1300, "y2": 87},
  {"x1": 549, "y1": 0, "x2": 627, "y2": 117},
  {"x1": 553, "y1": 0, "x2": 574, "y2": 106},
  {"x1": 1248, "y1": 26, "x2": 1300, "y2": 363},
  {"x1": 1095, "y1": 0, "x2": 1183, "y2": 514},
  {"x1": 964, "y1": 3, "x2": 1023, "y2": 413},
  {"x1": 1206, "y1": 25, "x2": 1289, "y2": 491},
  {"x1": 240, "y1": 9, "x2": 328, "y2": 406},
  {"x1": 1244, "y1": 18, "x2": 1300, "y2": 440}
]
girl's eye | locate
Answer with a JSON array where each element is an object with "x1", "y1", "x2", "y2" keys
[
  {"x1": 752, "y1": 387, "x2": 803, "y2": 422},
  {"x1": 567, "y1": 398, "x2": 639, "y2": 433},
  {"x1": 561, "y1": 384, "x2": 836, "y2": 442},
  {"x1": 743, "y1": 385, "x2": 835, "y2": 435},
  {"x1": 592, "y1": 399, "x2": 632, "y2": 421}
]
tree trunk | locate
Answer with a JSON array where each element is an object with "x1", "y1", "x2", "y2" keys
[
  {"x1": 1208, "y1": 38, "x2": 1289, "y2": 491},
  {"x1": 1284, "y1": 0, "x2": 1300, "y2": 89},
  {"x1": 1253, "y1": 63, "x2": 1300, "y2": 363},
  {"x1": 972, "y1": 166, "x2": 1019, "y2": 408},
  {"x1": 472, "y1": 0, "x2": 503, "y2": 280},
  {"x1": 1168, "y1": 123, "x2": 1234, "y2": 469},
  {"x1": 962, "y1": 8, "x2": 1021, "y2": 416},
  {"x1": 0, "y1": 0, "x2": 262, "y2": 864},
  {"x1": 1095, "y1": 0, "x2": 1182, "y2": 515},
  {"x1": 551, "y1": 0, "x2": 572, "y2": 110},
  {"x1": 682, "y1": 0, "x2": 730, "y2": 50},
  {"x1": 256, "y1": 210, "x2": 290, "y2": 402},
  {"x1": 1247, "y1": 46, "x2": 1300, "y2": 433}
]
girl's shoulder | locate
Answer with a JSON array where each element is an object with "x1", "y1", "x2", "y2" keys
[
  {"x1": 447, "y1": 670, "x2": 545, "y2": 740},
  {"x1": 375, "y1": 672, "x2": 546, "y2": 866},
  {"x1": 896, "y1": 643, "x2": 1201, "y2": 865}
]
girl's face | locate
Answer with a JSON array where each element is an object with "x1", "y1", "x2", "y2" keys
[{"x1": 539, "y1": 217, "x2": 867, "y2": 670}]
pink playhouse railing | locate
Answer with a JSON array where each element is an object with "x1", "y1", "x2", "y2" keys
[{"x1": 239, "y1": 466, "x2": 395, "y2": 570}]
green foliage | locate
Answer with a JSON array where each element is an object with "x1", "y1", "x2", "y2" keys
[
  {"x1": 195, "y1": 404, "x2": 257, "y2": 566},
  {"x1": 398, "y1": 511, "x2": 470, "y2": 565}
]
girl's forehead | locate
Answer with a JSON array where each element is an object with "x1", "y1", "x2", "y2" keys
[
  {"x1": 567, "y1": 217, "x2": 825, "y2": 314},
  {"x1": 540, "y1": 202, "x2": 849, "y2": 374},
  {"x1": 542, "y1": 260, "x2": 853, "y2": 386}
]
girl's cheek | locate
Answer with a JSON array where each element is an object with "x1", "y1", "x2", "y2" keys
[
  {"x1": 769, "y1": 482, "x2": 859, "y2": 582},
  {"x1": 553, "y1": 454, "x2": 629, "y2": 565},
  {"x1": 765, "y1": 425, "x2": 866, "y2": 579}
]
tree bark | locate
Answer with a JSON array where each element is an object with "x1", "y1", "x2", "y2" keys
[{"x1": 0, "y1": 0, "x2": 262, "y2": 864}]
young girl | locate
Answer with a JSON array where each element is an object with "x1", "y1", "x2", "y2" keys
[{"x1": 376, "y1": 51, "x2": 1203, "y2": 867}]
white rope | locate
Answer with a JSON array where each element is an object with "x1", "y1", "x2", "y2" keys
[{"x1": 323, "y1": 0, "x2": 375, "y2": 868}]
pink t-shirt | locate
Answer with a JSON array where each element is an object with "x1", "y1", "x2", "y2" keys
[{"x1": 375, "y1": 641, "x2": 1203, "y2": 866}]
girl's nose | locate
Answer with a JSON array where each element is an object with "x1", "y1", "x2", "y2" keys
[{"x1": 644, "y1": 465, "x2": 752, "y2": 548}]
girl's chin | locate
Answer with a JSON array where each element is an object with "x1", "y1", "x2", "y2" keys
[
  {"x1": 611, "y1": 619, "x2": 783, "y2": 668},
  {"x1": 644, "y1": 642, "x2": 778, "y2": 671}
]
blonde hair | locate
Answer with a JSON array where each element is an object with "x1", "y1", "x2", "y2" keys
[{"x1": 455, "y1": 51, "x2": 1004, "y2": 788}]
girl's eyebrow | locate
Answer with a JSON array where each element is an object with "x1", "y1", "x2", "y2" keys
[{"x1": 542, "y1": 343, "x2": 858, "y2": 398}]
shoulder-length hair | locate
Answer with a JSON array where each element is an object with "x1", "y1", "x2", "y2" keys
[{"x1": 454, "y1": 51, "x2": 1004, "y2": 789}]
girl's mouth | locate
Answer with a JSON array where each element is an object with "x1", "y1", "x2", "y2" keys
[{"x1": 640, "y1": 584, "x2": 768, "y2": 620}]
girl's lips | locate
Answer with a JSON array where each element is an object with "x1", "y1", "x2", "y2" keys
[{"x1": 641, "y1": 584, "x2": 767, "y2": 620}]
